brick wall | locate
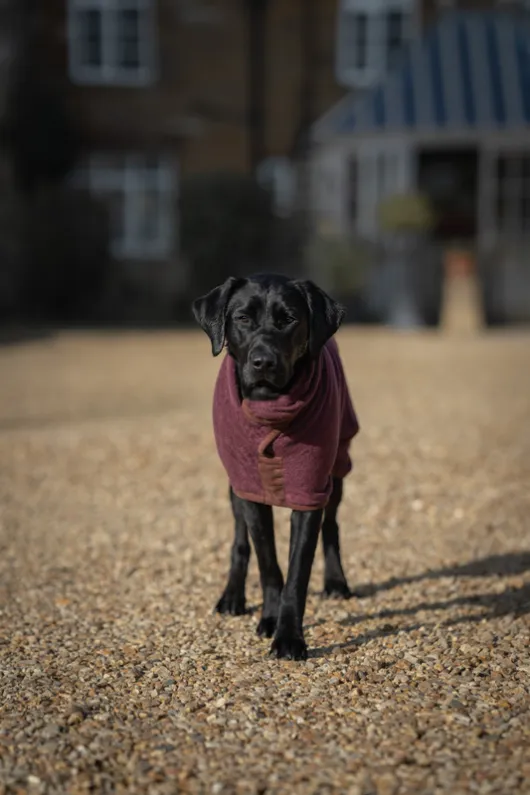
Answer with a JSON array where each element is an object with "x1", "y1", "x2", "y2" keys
[
  {"x1": 38, "y1": 0, "x2": 508, "y2": 174},
  {"x1": 39, "y1": 0, "x2": 346, "y2": 175}
]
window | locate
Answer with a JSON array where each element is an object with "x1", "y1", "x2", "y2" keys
[
  {"x1": 73, "y1": 153, "x2": 177, "y2": 259},
  {"x1": 347, "y1": 157, "x2": 358, "y2": 223},
  {"x1": 68, "y1": 0, "x2": 157, "y2": 86},
  {"x1": 495, "y1": 154, "x2": 530, "y2": 235},
  {"x1": 352, "y1": 13, "x2": 368, "y2": 70},
  {"x1": 336, "y1": 0, "x2": 415, "y2": 88},
  {"x1": 386, "y1": 10, "x2": 406, "y2": 70}
]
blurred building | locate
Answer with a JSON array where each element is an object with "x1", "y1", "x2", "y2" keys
[
  {"x1": 310, "y1": 0, "x2": 530, "y2": 323},
  {"x1": 11, "y1": 0, "x2": 348, "y2": 320},
  {"x1": 2, "y1": 0, "x2": 529, "y2": 324}
]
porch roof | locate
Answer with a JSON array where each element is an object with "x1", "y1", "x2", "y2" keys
[{"x1": 313, "y1": 11, "x2": 530, "y2": 141}]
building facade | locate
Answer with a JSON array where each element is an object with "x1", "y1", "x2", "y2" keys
[
  {"x1": 23, "y1": 0, "x2": 360, "y2": 317},
  {"x1": 311, "y1": 0, "x2": 530, "y2": 323}
]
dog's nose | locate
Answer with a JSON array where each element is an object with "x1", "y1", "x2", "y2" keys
[{"x1": 251, "y1": 352, "x2": 274, "y2": 372}]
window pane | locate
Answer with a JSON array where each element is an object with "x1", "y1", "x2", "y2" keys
[
  {"x1": 353, "y1": 13, "x2": 368, "y2": 70},
  {"x1": 341, "y1": 11, "x2": 369, "y2": 72},
  {"x1": 347, "y1": 157, "x2": 358, "y2": 222},
  {"x1": 386, "y1": 10, "x2": 404, "y2": 69},
  {"x1": 116, "y1": 8, "x2": 141, "y2": 70},
  {"x1": 78, "y1": 9, "x2": 102, "y2": 67},
  {"x1": 137, "y1": 190, "x2": 162, "y2": 246}
]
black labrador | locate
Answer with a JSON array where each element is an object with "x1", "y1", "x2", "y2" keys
[{"x1": 192, "y1": 274, "x2": 353, "y2": 660}]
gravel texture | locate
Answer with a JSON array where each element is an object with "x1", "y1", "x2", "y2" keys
[{"x1": 0, "y1": 327, "x2": 529, "y2": 795}]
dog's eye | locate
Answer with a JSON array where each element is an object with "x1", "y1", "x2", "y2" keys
[
  {"x1": 276, "y1": 316, "x2": 297, "y2": 330},
  {"x1": 236, "y1": 314, "x2": 251, "y2": 325}
]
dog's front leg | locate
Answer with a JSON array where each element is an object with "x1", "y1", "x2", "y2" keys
[
  {"x1": 232, "y1": 494, "x2": 284, "y2": 637},
  {"x1": 270, "y1": 508, "x2": 323, "y2": 661},
  {"x1": 216, "y1": 488, "x2": 252, "y2": 615}
]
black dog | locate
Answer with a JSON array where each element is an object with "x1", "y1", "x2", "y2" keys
[{"x1": 192, "y1": 274, "x2": 358, "y2": 660}]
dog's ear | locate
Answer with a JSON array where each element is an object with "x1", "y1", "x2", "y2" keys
[
  {"x1": 192, "y1": 276, "x2": 245, "y2": 356},
  {"x1": 294, "y1": 279, "x2": 345, "y2": 357}
]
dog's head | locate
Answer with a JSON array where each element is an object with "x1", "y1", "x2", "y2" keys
[{"x1": 192, "y1": 274, "x2": 344, "y2": 400}]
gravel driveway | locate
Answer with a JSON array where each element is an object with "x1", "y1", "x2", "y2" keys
[{"x1": 0, "y1": 328, "x2": 529, "y2": 795}]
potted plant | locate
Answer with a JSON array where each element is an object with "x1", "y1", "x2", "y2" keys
[
  {"x1": 377, "y1": 191, "x2": 438, "y2": 328},
  {"x1": 304, "y1": 230, "x2": 375, "y2": 323}
]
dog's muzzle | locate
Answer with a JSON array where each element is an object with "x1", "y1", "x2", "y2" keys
[{"x1": 245, "y1": 344, "x2": 288, "y2": 388}]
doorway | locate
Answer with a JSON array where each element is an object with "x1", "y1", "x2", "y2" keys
[
  {"x1": 418, "y1": 146, "x2": 482, "y2": 329},
  {"x1": 417, "y1": 147, "x2": 479, "y2": 242}
]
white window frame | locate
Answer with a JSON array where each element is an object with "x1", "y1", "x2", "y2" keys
[
  {"x1": 346, "y1": 142, "x2": 412, "y2": 238},
  {"x1": 73, "y1": 153, "x2": 177, "y2": 260},
  {"x1": 336, "y1": 0, "x2": 417, "y2": 89},
  {"x1": 68, "y1": 0, "x2": 157, "y2": 87}
]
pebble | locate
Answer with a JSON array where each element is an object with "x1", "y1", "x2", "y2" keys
[{"x1": 0, "y1": 329, "x2": 529, "y2": 794}]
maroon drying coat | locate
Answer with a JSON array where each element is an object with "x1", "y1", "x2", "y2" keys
[{"x1": 212, "y1": 338, "x2": 360, "y2": 511}]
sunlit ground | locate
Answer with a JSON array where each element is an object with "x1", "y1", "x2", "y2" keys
[{"x1": 0, "y1": 324, "x2": 529, "y2": 794}]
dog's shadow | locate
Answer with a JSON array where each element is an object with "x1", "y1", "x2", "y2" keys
[
  {"x1": 351, "y1": 551, "x2": 530, "y2": 598},
  {"x1": 308, "y1": 551, "x2": 530, "y2": 658}
]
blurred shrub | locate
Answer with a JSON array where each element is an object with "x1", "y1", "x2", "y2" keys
[
  {"x1": 180, "y1": 171, "x2": 276, "y2": 293},
  {"x1": 24, "y1": 185, "x2": 110, "y2": 321},
  {"x1": 303, "y1": 231, "x2": 379, "y2": 322},
  {"x1": 304, "y1": 232, "x2": 375, "y2": 296},
  {"x1": 378, "y1": 191, "x2": 436, "y2": 234}
]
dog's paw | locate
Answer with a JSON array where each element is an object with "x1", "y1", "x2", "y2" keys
[
  {"x1": 215, "y1": 590, "x2": 247, "y2": 616},
  {"x1": 256, "y1": 616, "x2": 277, "y2": 638},
  {"x1": 323, "y1": 579, "x2": 352, "y2": 600},
  {"x1": 269, "y1": 633, "x2": 307, "y2": 661}
]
